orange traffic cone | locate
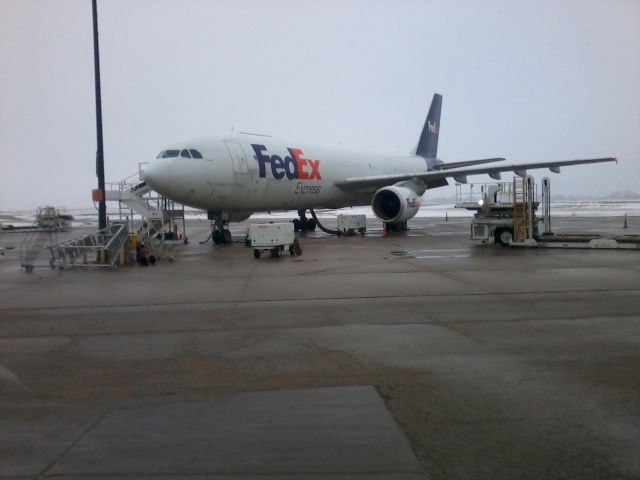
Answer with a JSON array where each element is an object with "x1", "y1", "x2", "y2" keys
[
  {"x1": 624, "y1": 214, "x2": 628, "y2": 229},
  {"x1": 382, "y1": 224, "x2": 388, "y2": 237}
]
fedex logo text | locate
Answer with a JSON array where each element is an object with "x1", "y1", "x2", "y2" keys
[{"x1": 251, "y1": 144, "x2": 321, "y2": 180}]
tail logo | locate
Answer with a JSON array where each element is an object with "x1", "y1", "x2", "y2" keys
[{"x1": 427, "y1": 121, "x2": 439, "y2": 134}]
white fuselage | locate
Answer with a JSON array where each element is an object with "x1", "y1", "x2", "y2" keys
[{"x1": 143, "y1": 132, "x2": 428, "y2": 214}]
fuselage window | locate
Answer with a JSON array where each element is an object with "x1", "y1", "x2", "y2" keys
[
  {"x1": 161, "y1": 150, "x2": 180, "y2": 158},
  {"x1": 189, "y1": 149, "x2": 203, "y2": 159},
  {"x1": 180, "y1": 149, "x2": 192, "y2": 158}
]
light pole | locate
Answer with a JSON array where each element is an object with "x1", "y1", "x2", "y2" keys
[{"x1": 92, "y1": 0, "x2": 106, "y2": 230}]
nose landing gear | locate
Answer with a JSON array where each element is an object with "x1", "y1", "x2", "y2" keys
[
  {"x1": 208, "y1": 210, "x2": 233, "y2": 245},
  {"x1": 212, "y1": 226, "x2": 232, "y2": 245}
]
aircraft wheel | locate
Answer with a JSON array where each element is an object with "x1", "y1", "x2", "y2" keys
[
  {"x1": 289, "y1": 245, "x2": 295, "y2": 256},
  {"x1": 306, "y1": 219, "x2": 317, "y2": 232},
  {"x1": 222, "y1": 229, "x2": 232, "y2": 244},
  {"x1": 212, "y1": 231, "x2": 221, "y2": 244},
  {"x1": 254, "y1": 249, "x2": 260, "y2": 259}
]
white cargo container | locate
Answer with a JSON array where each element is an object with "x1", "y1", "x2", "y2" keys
[
  {"x1": 336, "y1": 214, "x2": 367, "y2": 236},
  {"x1": 249, "y1": 223, "x2": 297, "y2": 258}
]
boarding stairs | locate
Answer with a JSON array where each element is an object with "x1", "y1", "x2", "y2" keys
[
  {"x1": 105, "y1": 180, "x2": 164, "y2": 221},
  {"x1": 145, "y1": 236, "x2": 177, "y2": 261},
  {"x1": 138, "y1": 218, "x2": 177, "y2": 261},
  {"x1": 106, "y1": 165, "x2": 183, "y2": 262}
]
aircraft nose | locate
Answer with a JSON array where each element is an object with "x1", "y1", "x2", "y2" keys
[
  {"x1": 141, "y1": 162, "x2": 157, "y2": 186},
  {"x1": 141, "y1": 160, "x2": 168, "y2": 194},
  {"x1": 142, "y1": 161, "x2": 163, "y2": 190}
]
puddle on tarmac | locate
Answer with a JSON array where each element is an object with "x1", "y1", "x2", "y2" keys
[{"x1": 390, "y1": 249, "x2": 470, "y2": 259}]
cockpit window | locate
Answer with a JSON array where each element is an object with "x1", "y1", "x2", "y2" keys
[
  {"x1": 161, "y1": 150, "x2": 180, "y2": 158},
  {"x1": 156, "y1": 149, "x2": 200, "y2": 159}
]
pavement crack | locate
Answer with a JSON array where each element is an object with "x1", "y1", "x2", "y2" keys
[
  {"x1": 3, "y1": 287, "x2": 640, "y2": 313},
  {"x1": 36, "y1": 408, "x2": 111, "y2": 479},
  {"x1": 236, "y1": 259, "x2": 257, "y2": 304}
]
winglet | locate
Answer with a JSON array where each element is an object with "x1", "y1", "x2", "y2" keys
[{"x1": 415, "y1": 93, "x2": 442, "y2": 159}]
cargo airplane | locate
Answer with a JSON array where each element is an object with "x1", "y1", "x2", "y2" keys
[{"x1": 142, "y1": 94, "x2": 615, "y2": 244}]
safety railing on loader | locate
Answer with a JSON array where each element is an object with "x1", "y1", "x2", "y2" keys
[{"x1": 49, "y1": 223, "x2": 129, "y2": 269}]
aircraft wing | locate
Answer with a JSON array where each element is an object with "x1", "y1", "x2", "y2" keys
[
  {"x1": 335, "y1": 157, "x2": 617, "y2": 191},
  {"x1": 433, "y1": 157, "x2": 506, "y2": 170}
]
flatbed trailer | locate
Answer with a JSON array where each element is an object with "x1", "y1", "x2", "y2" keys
[{"x1": 511, "y1": 234, "x2": 640, "y2": 250}]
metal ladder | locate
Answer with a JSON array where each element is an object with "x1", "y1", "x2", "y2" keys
[{"x1": 512, "y1": 177, "x2": 529, "y2": 242}]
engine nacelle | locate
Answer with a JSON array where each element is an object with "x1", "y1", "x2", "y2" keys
[{"x1": 371, "y1": 186, "x2": 421, "y2": 223}]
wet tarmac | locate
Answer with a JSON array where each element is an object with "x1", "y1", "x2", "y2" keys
[{"x1": 1, "y1": 215, "x2": 639, "y2": 479}]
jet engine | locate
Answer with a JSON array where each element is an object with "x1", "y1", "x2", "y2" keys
[{"x1": 371, "y1": 185, "x2": 421, "y2": 224}]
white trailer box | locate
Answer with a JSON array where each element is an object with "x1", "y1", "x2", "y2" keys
[
  {"x1": 336, "y1": 214, "x2": 367, "y2": 235},
  {"x1": 249, "y1": 223, "x2": 296, "y2": 258}
]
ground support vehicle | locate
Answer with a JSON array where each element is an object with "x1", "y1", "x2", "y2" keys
[
  {"x1": 457, "y1": 176, "x2": 539, "y2": 246},
  {"x1": 458, "y1": 176, "x2": 640, "y2": 249},
  {"x1": 336, "y1": 214, "x2": 367, "y2": 236},
  {"x1": 249, "y1": 223, "x2": 300, "y2": 258}
]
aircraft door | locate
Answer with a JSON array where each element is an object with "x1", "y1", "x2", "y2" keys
[
  {"x1": 225, "y1": 140, "x2": 248, "y2": 176},
  {"x1": 223, "y1": 140, "x2": 252, "y2": 206}
]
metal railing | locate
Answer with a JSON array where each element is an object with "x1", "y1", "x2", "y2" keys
[
  {"x1": 49, "y1": 223, "x2": 129, "y2": 269},
  {"x1": 455, "y1": 179, "x2": 538, "y2": 206},
  {"x1": 104, "y1": 162, "x2": 149, "y2": 194},
  {"x1": 20, "y1": 230, "x2": 57, "y2": 272}
]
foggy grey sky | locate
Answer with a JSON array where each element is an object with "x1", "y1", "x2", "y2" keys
[{"x1": 1, "y1": 0, "x2": 639, "y2": 210}]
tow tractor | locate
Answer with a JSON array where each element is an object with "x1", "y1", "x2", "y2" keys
[{"x1": 456, "y1": 176, "x2": 640, "y2": 249}]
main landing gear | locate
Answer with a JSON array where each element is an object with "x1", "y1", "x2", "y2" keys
[
  {"x1": 384, "y1": 221, "x2": 408, "y2": 233},
  {"x1": 292, "y1": 209, "x2": 317, "y2": 233}
]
